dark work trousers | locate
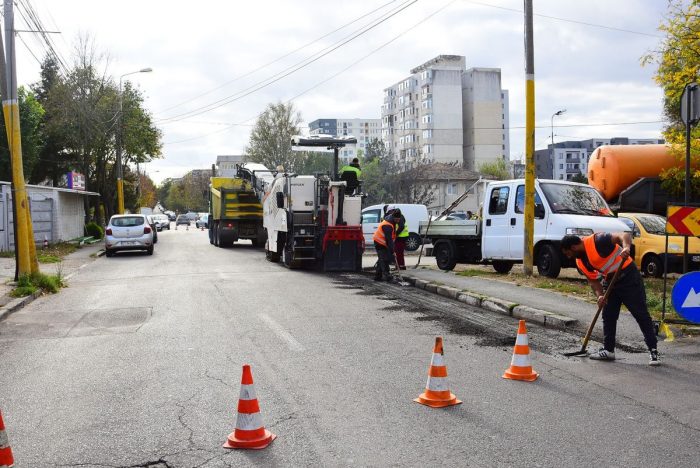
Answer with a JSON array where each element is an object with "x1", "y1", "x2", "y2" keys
[
  {"x1": 602, "y1": 266, "x2": 658, "y2": 352},
  {"x1": 395, "y1": 238, "x2": 406, "y2": 270},
  {"x1": 374, "y1": 242, "x2": 392, "y2": 280}
]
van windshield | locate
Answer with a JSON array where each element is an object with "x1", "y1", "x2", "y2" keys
[{"x1": 540, "y1": 183, "x2": 613, "y2": 217}]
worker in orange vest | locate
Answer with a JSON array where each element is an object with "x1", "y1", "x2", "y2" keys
[
  {"x1": 373, "y1": 209, "x2": 401, "y2": 281},
  {"x1": 561, "y1": 232, "x2": 659, "y2": 366}
]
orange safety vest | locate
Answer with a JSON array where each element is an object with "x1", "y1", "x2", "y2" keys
[
  {"x1": 373, "y1": 220, "x2": 396, "y2": 247},
  {"x1": 576, "y1": 234, "x2": 633, "y2": 281}
]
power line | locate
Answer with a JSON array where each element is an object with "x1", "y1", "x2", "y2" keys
[
  {"x1": 155, "y1": 0, "x2": 401, "y2": 115},
  {"x1": 462, "y1": 0, "x2": 662, "y2": 38},
  {"x1": 157, "y1": 0, "x2": 418, "y2": 123}
]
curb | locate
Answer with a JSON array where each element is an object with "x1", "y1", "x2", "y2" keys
[
  {"x1": 402, "y1": 274, "x2": 578, "y2": 331},
  {"x1": 0, "y1": 290, "x2": 42, "y2": 322}
]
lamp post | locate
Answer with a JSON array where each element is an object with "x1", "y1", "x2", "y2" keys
[
  {"x1": 550, "y1": 109, "x2": 566, "y2": 178},
  {"x1": 117, "y1": 67, "x2": 152, "y2": 214}
]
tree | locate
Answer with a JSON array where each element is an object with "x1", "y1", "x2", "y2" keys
[
  {"x1": 0, "y1": 87, "x2": 44, "y2": 181},
  {"x1": 246, "y1": 102, "x2": 304, "y2": 172},
  {"x1": 478, "y1": 158, "x2": 509, "y2": 180},
  {"x1": 571, "y1": 173, "x2": 588, "y2": 184},
  {"x1": 643, "y1": 0, "x2": 700, "y2": 196}
]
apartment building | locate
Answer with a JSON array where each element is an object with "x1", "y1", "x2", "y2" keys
[
  {"x1": 381, "y1": 55, "x2": 509, "y2": 170},
  {"x1": 308, "y1": 118, "x2": 381, "y2": 161},
  {"x1": 534, "y1": 137, "x2": 665, "y2": 180}
]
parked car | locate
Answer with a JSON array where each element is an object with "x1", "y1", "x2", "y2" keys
[
  {"x1": 176, "y1": 214, "x2": 191, "y2": 227},
  {"x1": 153, "y1": 214, "x2": 170, "y2": 231},
  {"x1": 196, "y1": 213, "x2": 209, "y2": 229},
  {"x1": 105, "y1": 214, "x2": 154, "y2": 257},
  {"x1": 618, "y1": 212, "x2": 700, "y2": 277},
  {"x1": 145, "y1": 215, "x2": 158, "y2": 243},
  {"x1": 166, "y1": 211, "x2": 176, "y2": 221},
  {"x1": 361, "y1": 203, "x2": 429, "y2": 251}
]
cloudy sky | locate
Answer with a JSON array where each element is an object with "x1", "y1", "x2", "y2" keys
[{"x1": 15, "y1": 0, "x2": 669, "y2": 184}]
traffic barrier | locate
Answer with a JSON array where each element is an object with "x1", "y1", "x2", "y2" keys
[
  {"x1": 223, "y1": 364, "x2": 276, "y2": 450},
  {"x1": 0, "y1": 409, "x2": 14, "y2": 468},
  {"x1": 503, "y1": 320, "x2": 539, "y2": 382},
  {"x1": 414, "y1": 337, "x2": 462, "y2": 408}
]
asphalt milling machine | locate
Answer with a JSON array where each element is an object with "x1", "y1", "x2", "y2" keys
[{"x1": 262, "y1": 136, "x2": 365, "y2": 272}]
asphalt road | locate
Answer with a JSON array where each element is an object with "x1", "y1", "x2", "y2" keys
[{"x1": 1, "y1": 226, "x2": 699, "y2": 467}]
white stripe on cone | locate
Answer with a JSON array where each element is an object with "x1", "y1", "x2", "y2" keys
[
  {"x1": 235, "y1": 411, "x2": 264, "y2": 431},
  {"x1": 425, "y1": 376, "x2": 449, "y2": 391},
  {"x1": 510, "y1": 353, "x2": 532, "y2": 368},
  {"x1": 430, "y1": 353, "x2": 445, "y2": 367},
  {"x1": 239, "y1": 384, "x2": 257, "y2": 401},
  {"x1": 515, "y1": 334, "x2": 529, "y2": 346},
  {"x1": 0, "y1": 430, "x2": 8, "y2": 448}
]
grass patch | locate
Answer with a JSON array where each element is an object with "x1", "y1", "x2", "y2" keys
[
  {"x1": 457, "y1": 268, "x2": 498, "y2": 278},
  {"x1": 38, "y1": 243, "x2": 78, "y2": 263},
  {"x1": 0, "y1": 251, "x2": 14, "y2": 258},
  {"x1": 10, "y1": 271, "x2": 66, "y2": 297}
]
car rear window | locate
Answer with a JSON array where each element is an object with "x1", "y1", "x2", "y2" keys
[{"x1": 112, "y1": 216, "x2": 144, "y2": 227}]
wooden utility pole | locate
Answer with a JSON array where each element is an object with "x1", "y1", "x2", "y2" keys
[
  {"x1": 523, "y1": 0, "x2": 536, "y2": 276},
  {"x1": 2, "y1": 0, "x2": 38, "y2": 274}
]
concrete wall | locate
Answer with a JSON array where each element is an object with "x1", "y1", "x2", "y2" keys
[{"x1": 462, "y1": 69, "x2": 506, "y2": 171}]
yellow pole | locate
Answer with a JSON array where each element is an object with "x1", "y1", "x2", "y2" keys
[
  {"x1": 523, "y1": 0, "x2": 535, "y2": 276},
  {"x1": 3, "y1": 1, "x2": 37, "y2": 274}
]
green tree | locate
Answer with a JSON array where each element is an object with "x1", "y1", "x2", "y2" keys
[
  {"x1": 246, "y1": 102, "x2": 304, "y2": 172},
  {"x1": 478, "y1": 158, "x2": 509, "y2": 180},
  {"x1": 643, "y1": 0, "x2": 700, "y2": 196},
  {"x1": 0, "y1": 87, "x2": 45, "y2": 182}
]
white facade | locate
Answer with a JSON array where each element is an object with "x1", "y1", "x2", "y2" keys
[
  {"x1": 381, "y1": 55, "x2": 509, "y2": 170},
  {"x1": 552, "y1": 148, "x2": 588, "y2": 181}
]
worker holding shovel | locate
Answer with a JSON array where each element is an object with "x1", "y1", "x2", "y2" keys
[
  {"x1": 373, "y1": 209, "x2": 401, "y2": 282},
  {"x1": 561, "y1": 232, "x2": 660, "y2": 366}
]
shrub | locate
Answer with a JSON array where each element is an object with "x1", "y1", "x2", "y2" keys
[{"x1": 85, "y1": 222, "x2": 104, "y2": 239}]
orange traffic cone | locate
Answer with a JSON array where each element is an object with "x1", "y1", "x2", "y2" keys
[
  {"x1": 0, "y1": 409, "x2": 14, "y2": 468},
  {"x1": 223, "y1": 365, "x2": 276, "y2": 450},
  {"x1": 503, "y1": 320, "x2": 539, "y2": 382},
  {"x1": 43, "y1": 236, "x2": 49, "y2": 250},
  {"x1": 414, "y1": 337, "x2": 462, "y2": 408}
]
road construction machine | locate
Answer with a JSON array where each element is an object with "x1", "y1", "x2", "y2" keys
[{"x1": 263, "y1": 136, "x2": 364, "y2": 271}]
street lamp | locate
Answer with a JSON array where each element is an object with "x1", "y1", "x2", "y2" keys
[
  {"x1": 550, "y1": 109, "x2": 566, "y2": 178},
  {"x1": 117, "y1": 67, "x2": 153, "y2": 214}
]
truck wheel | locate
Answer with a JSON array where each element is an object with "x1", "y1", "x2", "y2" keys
[
  {"x1": 283, "y1": 242, "x2": 295, "y2": 268},
  {"x1": 435, "y1": 241, "x2": 457, "y2": 271},
  {"x1": 405, "y1": 233, "x2": 421, "y2": 252},
  {"x1": 642, "y1": 254, "x2": 663, "y2": 278},
  {"x1": 536, "y1": 244, "x2": 562, "y2": 278},
  {"x1": 492, "y1": 261, "x2": 514, "y2": 274}
]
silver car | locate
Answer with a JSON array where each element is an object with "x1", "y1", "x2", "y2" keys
[{"x1": 105, "y1": 214, "x2": 154, "y2": 257}]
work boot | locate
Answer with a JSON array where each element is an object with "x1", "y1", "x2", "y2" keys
[
  {"x1": 649, "y1": 349, "x2": 660, "y2": 366},
  {"x1": 589, "y1": 348, "x2": 615, "y2": 361}
]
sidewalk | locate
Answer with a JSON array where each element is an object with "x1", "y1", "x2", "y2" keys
[{"x1": 0, "y1": 243, "x2": 104, "y2": 320}]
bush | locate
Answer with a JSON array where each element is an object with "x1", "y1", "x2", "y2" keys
[
  {"x1": 85, "y1": 222, "x2": 104, "y2": 239},
  {"x1": 11, "y1": 272, "x2": 65, "y2": 296}
]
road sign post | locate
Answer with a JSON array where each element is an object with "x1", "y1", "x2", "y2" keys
[{"x1": 680, "y1": 83, "x2": 699, "y2": 272}]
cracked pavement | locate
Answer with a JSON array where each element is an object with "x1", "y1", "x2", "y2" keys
[{"x1": 1, "y1": 228, "x2": 699, "y2": 467}]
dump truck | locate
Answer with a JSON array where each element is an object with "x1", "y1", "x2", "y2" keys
[{"x1": 208, "y1": 177, "x2": 266, "y2": 247}]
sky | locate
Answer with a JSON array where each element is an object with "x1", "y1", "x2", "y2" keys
[{"x1": 14, "y1": 0, "x2": 670, "y2": 184}]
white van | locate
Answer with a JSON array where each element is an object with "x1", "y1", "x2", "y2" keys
[{"x1": 361, "y1": 203, "x2": 429, "y2": 251}]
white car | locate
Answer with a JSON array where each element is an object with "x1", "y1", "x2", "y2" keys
[
  {"x1": 105, "y1": 214, "x2": 154, "y2": 257},
  {"x1": 361, "y1": 203, "x2": 429, "y2": 251},
  {"x1": 153, "y1": 214, "x2": 171, "y2": 231}
]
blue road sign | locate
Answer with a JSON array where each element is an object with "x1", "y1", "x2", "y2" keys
[{"x1": 672, "y1": 271, "x2": 700, "y2": 324}]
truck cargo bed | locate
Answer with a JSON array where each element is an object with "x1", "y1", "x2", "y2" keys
[{"x1": 419, "y1": 219, "x2": 481, "y2": 238}]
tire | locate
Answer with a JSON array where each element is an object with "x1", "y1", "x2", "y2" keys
[
  {"x1": 213, "y1": 223, "x2": 220, "y2": 247},
  {"x1": 405, "y1": 233, "x2": 421, "y2": 252},
  {"x1": 642, "y1": 254, "x2": 663, "y2": 278},
  {"x1": 536, "y1": 244, "x2": 562, "y2": 278},
  {"x1": 105, "y1": 249, "x2": 114, "y2": 258},
  {"x1": 147, "y1": 246, "x2": 154, "y2": 256},
  {"x1": 434, "y1": 241, "x2": 457, "y2": 271},
  {"x1": 492, "y1": 260, "x2": 514, "y2": 274}
]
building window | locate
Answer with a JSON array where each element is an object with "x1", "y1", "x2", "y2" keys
[{"x1": 447, "y1": 183, "x2": 457, "y2": 195}]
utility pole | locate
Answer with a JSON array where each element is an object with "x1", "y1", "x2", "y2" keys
[
  {"x1": 2, "y1": 0, "x2": 38, "y2": 275},
  {"x1": 523, "y1": 0, "x2": 535, "y2": 276}
]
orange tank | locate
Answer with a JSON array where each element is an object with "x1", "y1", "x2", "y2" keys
[{"x1": 588, "y1": 144, "x2": 679, "y2": 201}]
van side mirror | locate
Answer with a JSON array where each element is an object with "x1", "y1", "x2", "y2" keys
[
  {"x1": 276, "y1": 192, "x2": 284, "y2": 209},
  {"x1": 535, "y1": 204, "x2": 545, "y2": 219}
]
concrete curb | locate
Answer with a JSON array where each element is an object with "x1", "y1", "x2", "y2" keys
[
  {"x1": 401, "y1": 275, "x2": 578, "y2": 331},
  {"x1": 0, "y1": 290, "x2": 42, "y2": 322}
]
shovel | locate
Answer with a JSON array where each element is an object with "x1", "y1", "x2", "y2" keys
[
  {"x1": 393, "y1": 254, "x2": 410, "y2": 286},
  {"x1": 563, "y1": 257, "x2": 624, "y2": 357}
]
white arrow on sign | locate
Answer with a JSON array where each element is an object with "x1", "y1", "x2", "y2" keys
[{"x1": 682, "y1": 287, "x2": 700, "y2": 308}]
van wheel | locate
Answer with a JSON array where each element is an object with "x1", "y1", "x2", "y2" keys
[
  {"x1": 405, "y1": 233, "x2": 421, "y2": 252},
  {"x1": 435, "y1": 241, "x2": 456, "y2": 271},
  {"x1": 642, "y1": 254, "x2": 663, "y2": 278},
  {"x1": 536, "y1": 244, "x2": 561, "y2": 278},
  {"x1": 492, "y1": 261, "x2": 514, "y2": 274}
]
